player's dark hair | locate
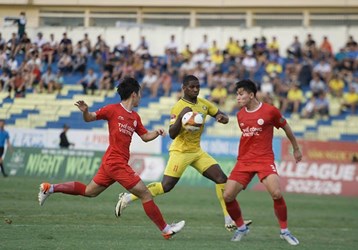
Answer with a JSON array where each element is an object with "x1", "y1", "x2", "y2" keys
[
  {"x1": 116, "y1": 77, "x2": 141, "y2": 100},
  {"x1": 183, "y1": 75, "x2": 199, "y2": 86},
  {"x1": 235, "y1": 79, "x2": 258, "y2": 96}
]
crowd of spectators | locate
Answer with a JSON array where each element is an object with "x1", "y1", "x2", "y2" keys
[{"x1": 0, "y1": 30, "x2": 357, "y2": 118}]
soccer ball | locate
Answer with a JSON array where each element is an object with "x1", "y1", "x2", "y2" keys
[{"x1": 181, "y1": 111, "x2": 204, "y2": 131}]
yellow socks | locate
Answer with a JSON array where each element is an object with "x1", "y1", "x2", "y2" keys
[{"x1": 130, "y1": 182, "x2": 165, "y2": 202}]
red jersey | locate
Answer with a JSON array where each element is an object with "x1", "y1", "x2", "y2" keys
[
  {"x1": 95, "y1": 103, "x2": 147, "y2": 164},
  {"x1": 237, "y1": 102, "x2": 286, "y2": 163}
]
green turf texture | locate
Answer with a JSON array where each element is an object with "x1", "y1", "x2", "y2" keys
[{"x1": 1, "y1": 176, "x2": 357, "y2": 250}]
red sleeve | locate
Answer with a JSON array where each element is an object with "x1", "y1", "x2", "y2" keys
[
  {"x1": 271, "y1": 106, "x2": 287, "y2": 129},
  {"x1": 135, "y1": 112, "x2": 148, "y2": 136},
  {"x1": 95, "y1": 105, "x2": 112, "y2": 121}
]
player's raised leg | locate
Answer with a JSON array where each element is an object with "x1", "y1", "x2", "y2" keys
[{"x1": 38, "y1": 180, "x2": 106, "y2": 206}]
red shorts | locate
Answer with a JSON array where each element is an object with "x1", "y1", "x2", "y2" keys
[
  {"x1": 93, "y1": 161, "x2": 141, "y2": 190},
  {"x1": 228, "y1": 161, "x2": 278, "y2": 189}
]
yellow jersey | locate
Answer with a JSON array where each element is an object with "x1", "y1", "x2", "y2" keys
[{"x1": 169, "y1": 97, "x2": 218, "y2": 152}]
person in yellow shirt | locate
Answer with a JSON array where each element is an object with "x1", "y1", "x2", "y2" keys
[
  {"x1": 210, "y1": 81, "x2": 228, "y2": 106},
  {"x1": 268, "y1": 36, "x2": 280, "y2": 52},
  {"x1": 328, "y1": 73, "x2": 345, "y2": 97},
  {"x1": 265, "y1": 60, "x2": 283, "y2": 76},
  {"x1": 287, "y1": 84, "x2": 304, "y2": 113},
  {"x1": 341, "y1": 86, "x2": 358, "y2": 114},
  {"x1": 209, "y1": 40, "x2": 219, "y2": 55},
  {"x1": 115, "y1": 75, "x2": 252, "y2": 231},
  {"x1": 211, "y1": 50, "x2": 224, "y2": 65},
  {"x1": 181, "y1": 44, "x2": 193, "y2": 61},
  {"x1": 226, "y1": 38, "x2": 242, "y2": 58}
]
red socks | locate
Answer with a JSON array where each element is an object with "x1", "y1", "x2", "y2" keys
[
  {"x1": 142, "y1": 200, "x2": 167, "y2": 231},
  {"x1": 53, "y1": 182, "x2": 86, "y2": 196},
  {"x1": 225, "y1": 200, "x2": 245, "y2": 227},
  {"x1": 274, "y1": 197, "x2": 288, "y2": 229}
]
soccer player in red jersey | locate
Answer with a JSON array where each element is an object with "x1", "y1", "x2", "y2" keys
[
  {"x1": 38, "y1": 77, "x2": 185, "y2": 239},
  {"x1": 223, "y1": 79, "x2": 302, "y2": 245}
]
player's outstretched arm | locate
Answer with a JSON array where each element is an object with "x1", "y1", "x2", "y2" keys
[
  {"x1": 140, "y1": 128, "x2": 166, "y2": 142},
  {"x1": 282, "y1": 123, "x2": 302, "y2": 163},
  {"x1": 214, "y1": 110, "x2": 229, "y2": 124},
  {"x1": 74, "y1": 100, "x2": 97, "y2": 122}
]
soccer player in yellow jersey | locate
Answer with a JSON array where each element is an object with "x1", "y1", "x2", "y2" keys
[{"x1": 115, "y1": 75, "x2": 252, "y2": 231}]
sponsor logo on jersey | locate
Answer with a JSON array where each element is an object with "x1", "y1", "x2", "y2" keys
[{"x1": 257, "y1": 118, "x2": 264, "y2": 125}]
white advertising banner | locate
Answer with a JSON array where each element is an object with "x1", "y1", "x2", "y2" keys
[{"x1": 7, "y1": 128, "x2": 162, "y2": 154}]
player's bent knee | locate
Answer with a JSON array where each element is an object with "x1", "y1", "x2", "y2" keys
[
  {"x1": 271, "y1": 190, "x2": 283, "y2": 200},
  {"x1": 223, "y1": 192, "x2": 235, "y2": 203}
]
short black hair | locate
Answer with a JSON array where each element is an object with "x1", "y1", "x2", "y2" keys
[
  {"x1": 183, "y1": 75, "x2": 199, "y2": 86},
  {"x1": 116, "y1": 77, "x2": 141, "y2": 100},
  {"x1": 235, "y1": 79, "x2": 258, "y2": 96}
]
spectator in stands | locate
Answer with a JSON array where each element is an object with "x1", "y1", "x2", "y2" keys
[
  {"x1": 99, "y1": 70, "x2": 113, "y2": 97},
  {"x1": 33, "y1": 32, "x2": 47, "y2": 49},
  {"x1": 313, "y1": 58, "x2": 332, "y2": 83},
  {"x1": 9, "y1": 71, "x2": 26, "y2": 98},
  {"x1": 259, "y1": 75, "x2": 275, "y2": 103},
  {"x1": 0, "y1": 33, "x2": 5, "y2": 51},
  {"x1": 135, "y1": 37, "x2": 150, "y2": 60},
  {"x1": 304, "y1": 33, "x2": 318, "y2": 59},
  {"x1": 6, "y1": 33, "x2": 19, "y2": 57},
  {"x1": 59, "y1": 124, "x2": 74, "y2": 149},
  {"x1": 301, "y1": 94, "x2": 316, "y2": 119},
  {"x1": 209, "y1": 40, "x2": 219, "y2": 56},
  {"x1": 141, "y1": 68, "x2": 159, "y2": 98},
  {"x1": 41, "y1": 42, "x2": 55, "y2": 65},
  {"x1": 340, "y1": 86, "x2": 358, "y2": 114},
  {"x1": 345, "y1": 35, "x2": 357, "y2": 48},
  {"x1": 57, "y1": 52, "x2": 73, "y2": 74},
  {"x1": 165, "y1": 34, "x2": 178, "y2": 56},
  {"x1": 297, "y1": 57, "x2": 313, "y2": 86},
  {"x1": 265, "y1": 59, "x2": 283, "y2": 77},
  {"x1": 78, "y1": 68, "x2": 98, "y2": 95},
  {"x1": 309, "y1": 72, "x2": 326, "y2": 95},
  {"x1": 241, "y1": 50, "x2": 257, "y2": 79},
  {"x1": 320, "y1": 36, "x2": 333, "y2": 57},
  {"x1": 39, "y1": 67, "x2": 56, "y2": 93},
  {"x1": 80, "y1": 33, "x2": 92, "y2": 53},
  {"x1": 54, "y1": 70, "x2": 64, "y2": 94},
  {"x1": 59, "y1": 32, "x2": 72, "y2": 54},
  {"x1": 314, "y1": 91, "x2": 330, "y2": 117},
  {"x1": 198, "y1": 34, "x2": 210, "y2": 52},
  {"x1": 157, "y1": 71, "x2": 172, "y2": 97},
  {"x1": 209, "y1": 80, "x2": 228, "y2": 107},
  {"x1": 49, "y1": 33, "x2": 59, "y2": 55},
  {"x1": 0, "y1": 49, "x2": 7, "y2": 69},
  {"x1": 113, "y1": 35, "x2": 128, "y2": 57},
  {"x1": 0, "y1": 71, "x2": 10, "y2": 93},
  {"x1": 181, "y1": 44, "x2": 194, "y2": 60},
  {"x1": 268, "y1": 36, "x2": 280, "y2": 53},
  {"x1": 72, "y1": 51, "x2": 87, "y2": 75},
  {"x1": 15, "y1": 32, "x2": 31, "y2": 58},
  {"x1": 192, "y1": 62, "x2": 207, "y2": 85},
  {"x1": 286, "y1": 83, "x2": 304, "y2": 114},
  {"x1": 211, "y1": 49, "x2": 224, "y2": 66},
  {"x1": 328, "y1": 73, "x2": 345, "y2": 97}
]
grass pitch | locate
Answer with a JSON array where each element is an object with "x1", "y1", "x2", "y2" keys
[{"x1": 1, "y1": 176, "x2": 357, "y2": 250}]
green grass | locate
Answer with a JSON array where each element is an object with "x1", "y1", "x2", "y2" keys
[{"x1": 1, "y1": 176, "x2": 358, "y2": 250}]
